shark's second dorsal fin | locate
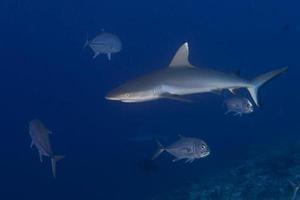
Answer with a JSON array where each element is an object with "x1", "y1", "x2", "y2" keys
[{"x1": 169, "y1": 42, "x2": 193, "y2": 68}]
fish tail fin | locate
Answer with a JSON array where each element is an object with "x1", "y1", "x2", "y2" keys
[
  {"x1": 152, "y1": 139, "x2": 164, "y2": 160},
  {"x1": 247, "y1": 67, "x2": 288, "y2": 106},
  {"x1": 83, "y1": 32, "x2": 89, "y2": 49},
  {"x1": 51, "y1": 155, "x2": 65, "y2": 178},
  {"x1": 288, "y1": 179, "x2": 300, "y2": 200}
]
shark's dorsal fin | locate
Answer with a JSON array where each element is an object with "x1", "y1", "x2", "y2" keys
[{"x1": 169, "y1": 42, "x2": 193, "y2": 68}]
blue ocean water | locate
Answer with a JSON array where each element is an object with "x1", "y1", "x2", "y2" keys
[{"x1": 0, "y1": 0, "x2": 299, "y2": 199}]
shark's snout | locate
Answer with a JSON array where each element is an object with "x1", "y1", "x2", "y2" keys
[
  {"x1": 105, "y1": 91, "x2": 121, "y2": 100},
  {"x1": 105, "y1": 87, "x2": 129, "y2": 101}
]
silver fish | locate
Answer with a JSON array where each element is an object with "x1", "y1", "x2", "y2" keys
[
  {"x1": 224, "y1": 96, "x2": 254, "y2": 116},
  {"x1": 152, "y1": 135, "x2": 210, "y2": 163},
  {"x1": 106, "y1": 42, "x2": 287, "y2": 106},
  {"x1": 84, "y1": 31, "x2": 122, "y2": 60},
  {"x1": 29, "y1": 119, "x2": 64, "y2": 178}
]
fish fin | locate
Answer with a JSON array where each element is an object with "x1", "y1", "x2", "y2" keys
[
  {"x1": 185, "y1": 158, "x2": 195, "y2": 164},
  {"x1": 224, "y1": 110, "x2": 232, "y2": 115},
  {"x1": 30, "y1": 141, "x2": 34, "y2": 148},
  {"x1": 82, "y1": 32, "x2": 89, "y2": 50},
  {"x1": 172, "y1": 158, "x2": 183, "y2": 162},
  {"x1": 288, "y1": 179, "x2": 300, "y2": 200},
  {"x1": 169, "y1": 42, "x2": 193, "y2": 68},
  {"x1": 289, "y1": 179, "x2": 296, "y2": 187},
  {"x1": 152, "y1": 139, "x2": 164, "y2": 160},
  {"x1": 160, "y1": 93, "x2": 193, "y2": 102},
  {"x1": 247, "y1": 67, "x2": 288, "y2": 106},
  {"x1": 233, "y1": 112, "x2": 242, "y2": 117},
  {"x1": 39, "y1": 152, "x2": 43, "y2": 163},
  {"x1": 51, "y1": 155, "x2": 65, "y2": 178},
  {"x1": 107, "y1": 53, "x2": 111, "y2": 60},
  {"x1": 93, "y1": 52, "x2": 100, "y2": 59}
]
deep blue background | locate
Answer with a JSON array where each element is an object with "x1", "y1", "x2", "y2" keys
[{"x1": 0, "y1": 0, "x2": 298, "y2": 199}]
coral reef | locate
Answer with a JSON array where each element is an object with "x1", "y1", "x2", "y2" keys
[{"x1": 154, "y1": 141, "x2": 300, "y2": 200}]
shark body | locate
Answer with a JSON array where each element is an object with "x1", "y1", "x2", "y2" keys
[{"x1": 106, "y1": 42, "x2": 287, "y2": 106}]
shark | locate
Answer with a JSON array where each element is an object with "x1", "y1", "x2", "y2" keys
[{"x1": 106, "y1": 42, "x2": 287, "y2": 106}]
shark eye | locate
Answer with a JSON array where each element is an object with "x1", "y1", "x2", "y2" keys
[{"x1": 122, "y1": 93, "x2": 130, "y2": 99}]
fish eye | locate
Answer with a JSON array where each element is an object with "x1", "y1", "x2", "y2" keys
[{"x1": 201, "y1": 145, "x2": 206, "y2": 149}]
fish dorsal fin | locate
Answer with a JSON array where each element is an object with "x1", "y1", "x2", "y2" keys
[{"x1": 169, "y1": 42, "x2": 193, "y2": 68}]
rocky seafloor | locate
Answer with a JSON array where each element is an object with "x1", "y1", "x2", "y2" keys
[{"x1": 154, "y1": 142, "x2": 300, "y2": 200}]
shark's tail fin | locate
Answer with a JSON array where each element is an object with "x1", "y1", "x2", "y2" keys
[
  {"x1": 51, "y1": 155, "x2": 65, "y2": 178},
  {"x1": 152, "y1": 139, "x2": 164, "y2": 160},
  {"x1": 247, "y1": 67, "x2": 288, "y2": 106},
  {"x1": 288, "y1": 179, "x2": 300, "y2": 200}
]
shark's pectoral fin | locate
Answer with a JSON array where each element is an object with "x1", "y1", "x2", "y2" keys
[
  {"x1": 169, "y1": 42, "x2": 194, "y2": 68},
  {"x1": 160, "y1": 93, "x2": 193, "y2": 102}
]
